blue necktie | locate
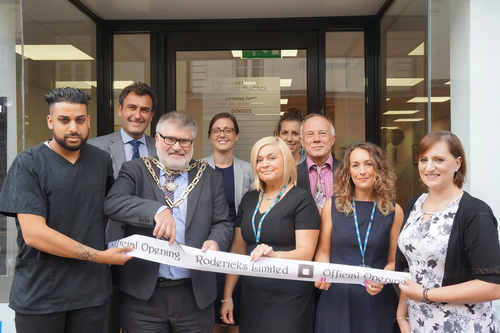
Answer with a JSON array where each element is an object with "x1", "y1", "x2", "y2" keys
[{"x1": 129, "y1": 140, "x2": 141, "y2": 160}]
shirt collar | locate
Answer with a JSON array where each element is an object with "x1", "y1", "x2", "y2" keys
[
  {"x1": 120, "y1": 128, "x2": 147, "y2": 145},
  {"x1": 160, "y1": 169, "x2": 188, "y2": 181},
  {"x1": 307, "y1": 154, "x2": 333, "y2": 171}
]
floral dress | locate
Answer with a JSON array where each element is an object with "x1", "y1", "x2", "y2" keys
[{"x1": 398, "y1": 193, "x2": 500, "y2": 333}]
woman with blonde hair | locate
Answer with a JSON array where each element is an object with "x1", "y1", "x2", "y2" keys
[
  {"x1": 315, "y1": 142, "x2": 403, "y2": 333},
  {"x1": 396, "y1": 131, "x2": 500, "y2": 332},
  {"x1": 220, "y1": 136, "x2": 320, "y2": 333}
]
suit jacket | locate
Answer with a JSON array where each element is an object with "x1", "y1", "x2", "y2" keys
[
  {"x1": 103, "y1": 158, "x2": 234, "y2": 309},
  {"x1": 202, "y1": 154, "x2": 253, "y2": 213},
  {"x1": 297, "y1": 155, "x2": 341, "y2": 192},
  {"x1": 88, "y1": 130, "x2": 156, "y2": 242},
  {"x1": 88, "y1": 130, "x2": 156, "y2": 178}
]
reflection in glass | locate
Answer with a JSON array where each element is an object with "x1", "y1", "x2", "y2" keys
[
  {"x1": 381, "y1": 0, "x2": 429, "y2": 207},
  {"x1": 326, "y1": 32, "x2": 366, "y2": 161},
  {"x1": 176, "y1": 50, "x2": 307, "y2": 161},
  {"x1": 16, "y1": 0, "x2": 97, "y2": 150},
  {"x1": 113, "y1": 34, "x2": 151, "y2": 133}
]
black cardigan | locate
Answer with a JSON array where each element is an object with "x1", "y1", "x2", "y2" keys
[{"x1": 395, "y1": 191, "x2": 500, "y2": 286}]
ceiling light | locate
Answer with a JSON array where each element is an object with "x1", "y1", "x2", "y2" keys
[
  {"x1": 381, "y1": 127, "x2": 400, "y2": 130},
  {"x1": 56, "y1": 81, "x2": 96, "y2": 89},
  {"x1": 407, "y1": 97, "x2": 450, "y2": 103},
  {"x1": 386, "y1": 98, "x2": 391, "y2": 101},
  {"x1": 383, "y1": 110, "x2": 419, "y2": 115},
  {"x1": 408, "y1": 42, "x2": 424, "y2": 56},
  {"x1": 280, "y1": 99, "x2": 288, "y2": 104},
  {"x1": 445, "y1": 81, "x2": 450, "y2": 85},
  {"x1": 394, "y1": 118, "x2": 425, "y2": 122},
  {"x1": 280, "y1": 79, "x2": 292, "y2": 87},
  {"x1": 55, "y1": 80, "x2": 135, "y2": 90},
  {"x1": 231, "y1": 50, "x2": 242, "y2": 58},
  {"x1": 114, "y1": 81, "x2": 135, "y2": 90},
  {"x1": 387, "y1": 78, "x2": 424, "y2": 86},
  {"x1": 281, "y1": 50, "x2": 298, "y2": 57},
  {"x1": 15, "y1": 45, "x2": 93, "y2": 60}
]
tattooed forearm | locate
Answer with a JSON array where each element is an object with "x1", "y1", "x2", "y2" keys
[{"x1": 75, "y1": 244, "x2": 97, "y2": 261}]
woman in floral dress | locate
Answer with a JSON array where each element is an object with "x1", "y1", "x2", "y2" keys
[{"x1": 396, "y1": 131, "x2": 500, "y2": 333}]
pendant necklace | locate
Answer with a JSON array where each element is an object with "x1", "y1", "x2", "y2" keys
[
  {"x1": 265, "y1": 193, "x2": 279, "y2": 201},
  {"x1": 252, "y1": 183, "x2": 289, "y2": 242}
]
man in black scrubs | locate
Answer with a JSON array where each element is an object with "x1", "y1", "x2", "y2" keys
[{"x1": 0, "y1": 87, "x2": 133, "y2": 333}]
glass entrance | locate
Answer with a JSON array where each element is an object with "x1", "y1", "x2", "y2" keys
[{"x1": 176, "y1": 50, "x2": 307, "y2": 161}]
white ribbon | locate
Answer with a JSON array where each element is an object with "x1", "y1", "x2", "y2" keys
[{"x1": 109, "y1": 234, "x2": 409, "y2": 284}]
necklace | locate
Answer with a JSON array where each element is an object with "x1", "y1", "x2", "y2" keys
[
  {"x1": 421, "y1": 210, "x2": 437, "y2": 215},
  {"x1": 264, "y1": 193, "x2": 279, "y2": 201},
  {"x1": 142, "y1": 156, "x2": 207, "y2": 209},
  {"x1": 252, "y1": 183, "x2": 289, "y2": 243}
]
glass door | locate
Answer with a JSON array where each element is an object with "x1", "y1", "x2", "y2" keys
[
  {"x1": 176, "y1": 49, "x2": 307, "y2": 161},
  {"x1": 164, "y1": 30, "x2": 319, "y2": 161}
]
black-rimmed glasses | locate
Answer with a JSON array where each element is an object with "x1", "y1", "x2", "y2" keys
[
  {"x1": 211, "y1": 128, "x2": 235, "y2": 136},
  {"x1": 157, "y1": 133, "x2": 193, "y2": 148}
]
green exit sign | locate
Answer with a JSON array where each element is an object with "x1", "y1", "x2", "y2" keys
[{"x1": 242, "y1": 50, "x2": 281, "y2": 59}]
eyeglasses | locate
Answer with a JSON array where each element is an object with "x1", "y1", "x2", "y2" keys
[
  {"x1": 211, "y1": 128, "x2": 235, "y2": 136},
  {"x1": 157, "y1": 133, "x2": 193, "y2": 148}
]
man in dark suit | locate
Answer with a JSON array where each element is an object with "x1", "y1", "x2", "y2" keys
[
  {"x1": 104, "y1": 111, "x2": 233, "y2": 333},
  {"x1": 297, "y1": 114, "x2": 341, "y2": 212},
  {"x1": 88, "y1": 82, "x2": 158, "y2": 333},
  {"x1": 88, "y1": 82, "x2": 157, "y2": 243}
]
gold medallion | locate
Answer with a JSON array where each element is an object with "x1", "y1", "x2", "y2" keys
[{"x1": 165, "y1": 182, "x2": 177, "y2": 191}]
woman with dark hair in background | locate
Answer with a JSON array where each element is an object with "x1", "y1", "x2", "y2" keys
[
  {"x1": 315, "y1": 142, "x2": 403, "y2": 333},
  {"x1": 276, "y1": 108, "x2": 306, "y2": 165},
  {"x1": 203, "y1": 112, "x2": 253, "y2": 333},
  {"x1": 396, "y1": 131, "x2": 500, "y2": 333}
]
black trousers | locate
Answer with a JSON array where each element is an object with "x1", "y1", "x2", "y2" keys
[
  {"x1": 121, "y1": 280, "x2": 213, "y2": 333},
  {"x1": 15, "y1": 302, "x2": 109, "y2": 333}
]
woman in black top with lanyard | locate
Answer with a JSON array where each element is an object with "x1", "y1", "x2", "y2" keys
[
  {"x1": 220, "y1": 136, "x2": 320, "y2": 333},
  {"x1": 203, "y1": 113, "x2": 253, "y2": 333},
  {"x1": 314, "y1": 142, "x2": 403, "y2": 333}
]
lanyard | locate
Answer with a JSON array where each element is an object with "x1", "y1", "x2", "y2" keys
[
  {"x1": 252, "y1": 183, "x2": 289, "y2": 243},
  {"x1": 352, "y1": 197, "x2": 377, "y2": 267}
]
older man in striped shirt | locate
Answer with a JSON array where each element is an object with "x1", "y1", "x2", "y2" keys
[{"x1": 297, "y1": 114, "x2": 340, "y2": 213}]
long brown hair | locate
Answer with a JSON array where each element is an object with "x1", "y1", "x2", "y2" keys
[{"x1": 334, "y1": 142, "x2": 396, "y2": 216}]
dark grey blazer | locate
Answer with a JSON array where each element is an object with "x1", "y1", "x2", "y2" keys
[
  {"x1": 103, "y1": 158, "x2": 234, "y2": 309},
  {"x1": 88, "y1": 130, "x2": 156, "y2": 242},
  {"x1": 296, "y1": 155, "x2": 341, "y2": 192}
]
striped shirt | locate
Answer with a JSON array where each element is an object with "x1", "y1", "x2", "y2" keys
[{"x1": 306, "y1": 155, "x2": 334, "y2": 200}]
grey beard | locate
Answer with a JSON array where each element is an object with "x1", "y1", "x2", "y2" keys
[{"x1": 157, "y1": 148, "x2": 193, "y2": 171}]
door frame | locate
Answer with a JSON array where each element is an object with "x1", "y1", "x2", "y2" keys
[{"x1": 99, "y1": 17, "x2": 380, "y2": 143}]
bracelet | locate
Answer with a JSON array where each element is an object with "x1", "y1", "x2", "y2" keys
[
  {"x1": 422, "y1": 288, "x2": 433, "y2": 304},
  {"x1": 221, "y1": 298, "x2": 233, "y2": 303},
  {"x1": 394, "y1": 316, "x2": 409, "y2": 323}
]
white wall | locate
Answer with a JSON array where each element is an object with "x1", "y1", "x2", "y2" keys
[
  {"x1": 450, "y1": 0, "x2": 500, "y2": 217},
  {"x1": 450, "y1": 0, "x2": 500, "y2": 312}
]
